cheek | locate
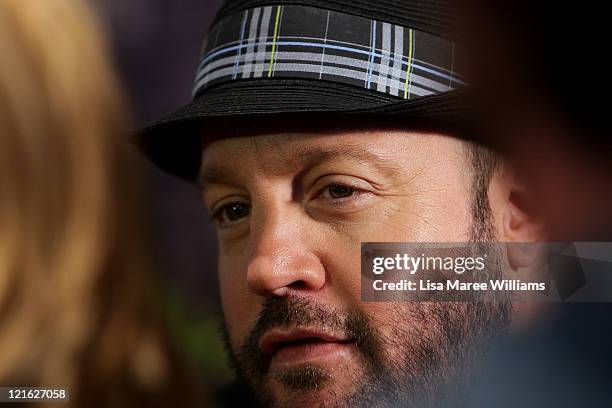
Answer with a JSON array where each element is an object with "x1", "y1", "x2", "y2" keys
[
  {"x1": 411, "y1": 195, "x2": 472, "y2": 241},
  {"x1": 324, "y1": 188, "x2": 472, "y2": 244},
  {"x1": 312, "y1": 219, "x2": 381, "y2": 305},
  {"x1": 218, "y1": 255, "x2": 258, "y2": 345},
  {"x1": 378, "y1": 190, "x2": 472, "y2": 242},
  {"x1": 359, "y1": 303, "x2": 441, "y2": 356}
]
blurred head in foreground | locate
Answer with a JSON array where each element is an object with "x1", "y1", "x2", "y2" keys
[{"x1": 0, "y1": 0, "x2": 195, "y2": 405}]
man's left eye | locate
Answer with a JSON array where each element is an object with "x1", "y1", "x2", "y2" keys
[{"x1": 322, "y1": 184, "x2": 356, "y2": 199}]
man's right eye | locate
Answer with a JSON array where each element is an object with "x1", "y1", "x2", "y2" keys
[{"x1": 212, "y1": 202, "x2": 251, "y2": 226}]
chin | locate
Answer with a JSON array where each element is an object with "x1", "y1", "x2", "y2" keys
[
  {"x1": 267, "y1": 363, "x2": 362, "y2": 408},
  {"x1": 271, "y1": 385, "x2": 356, "y2": 408}
]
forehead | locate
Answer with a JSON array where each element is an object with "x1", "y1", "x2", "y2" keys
[{"x1": 199, "y1": 130, "x2": 467, "y2": 182}]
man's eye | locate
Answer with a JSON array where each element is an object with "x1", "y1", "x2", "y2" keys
[
  {"x1": 322, "y1": 184, "x2": 356, "y2": 199},
  {"x1": 213, "y1": 202, "x2": 251, "y2": 225}
]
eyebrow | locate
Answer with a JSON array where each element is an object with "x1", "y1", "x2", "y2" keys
[{"x1": 198, "y1": 143, "x2": 402, "y2": 191}]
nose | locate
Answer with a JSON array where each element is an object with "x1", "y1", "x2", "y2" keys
[{"x1": 246, "y1": 209, "x2": 326, "y2": 297}]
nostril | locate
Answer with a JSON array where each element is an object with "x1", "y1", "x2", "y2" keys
[
  {"x1": 288, "y1": 280, "x2": 310, "y2": 291},
  {"x1": 270, "y1": 280, "x2": 309, "y2": 297}
]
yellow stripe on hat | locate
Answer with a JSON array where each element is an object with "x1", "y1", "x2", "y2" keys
[
  {"x1": 403, "y1": 28, "x2": 414, "y2": 99},
  {"x1": 268, "y1": 6, "x2": 282, "y2": 77}
]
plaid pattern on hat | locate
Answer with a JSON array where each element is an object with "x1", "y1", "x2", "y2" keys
[
  {"x1": 140, "y1": 1, "x2": 476, "y2": 182},
  {"x1": 194, "y1": 5, "x2": 467, "y2": 100}
]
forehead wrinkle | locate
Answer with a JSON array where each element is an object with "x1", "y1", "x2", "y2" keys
[
  {"x1": 249, "y1": 137, "x2": 397, "y2": 178},
  {"x1": 250, "y1": 133, "x2": 302, "y2": 177},
  {"x1": 198, "y1": 163, "x2": 243, "y2": 192},
  {"x1": 200, "y1": 134, "x2": 295, "y2": 187},
  {"x1": 291, "y1": 143, "x2": 402, "y2": 178},
  {"x1": 250, "y1": 133, "x2": 295, "y2": 157}
]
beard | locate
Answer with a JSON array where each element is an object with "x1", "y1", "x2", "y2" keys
[{"x1": 220, "y1": 222, "x2": 511, "y2": 407}]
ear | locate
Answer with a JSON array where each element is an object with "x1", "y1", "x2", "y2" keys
[
  {"x1": 488, "y1": 163, "x2": 554, "y2": 330},
  {"x1": 489, "y1": 165, "x2": 542, "y2": 270},
  {"x1": 488, "y1": 161, "x2": 547, "y2": 249}
]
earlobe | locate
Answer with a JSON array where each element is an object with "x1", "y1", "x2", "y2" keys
[{"x1": 507, "y1": 242, "x2": 543, "y2": 270}]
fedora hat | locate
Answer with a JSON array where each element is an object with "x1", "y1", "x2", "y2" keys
[{"x1": 139, "y1": 0, "x2": 472, "y2": 181}]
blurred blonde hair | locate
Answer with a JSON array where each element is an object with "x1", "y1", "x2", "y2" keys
[{"x1": 0, "y1": 0, "x2": 196, "y2": 405}]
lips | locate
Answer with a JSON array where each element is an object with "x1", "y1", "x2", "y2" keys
[{"x1": 259, "y1": 327, "x2": 353, "y2": 357}]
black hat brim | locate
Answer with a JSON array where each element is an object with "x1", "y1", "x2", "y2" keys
[{"x1": 138, "y1": 78, "x2": 474, "y2": 182}]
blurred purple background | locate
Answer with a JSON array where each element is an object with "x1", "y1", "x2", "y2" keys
[{"x1": 96, "y1": 0, "x2": 225, "y2": 313}]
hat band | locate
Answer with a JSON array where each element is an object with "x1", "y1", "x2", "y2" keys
[{"x1": 193, "y1": 5, "x2": 467, "y2": 101}]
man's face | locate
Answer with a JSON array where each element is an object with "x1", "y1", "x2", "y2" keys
[{"x1": 200, "y1": 131, "x2": 509, "y2": 407}]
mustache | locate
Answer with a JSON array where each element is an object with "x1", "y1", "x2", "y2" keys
[{"x1": 230, "y1": 296, "x2": 383, "y2": 377}]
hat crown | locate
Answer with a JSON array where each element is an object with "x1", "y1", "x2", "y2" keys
[
  {"x1": 213, "y1": 0, "x2": 466, "y2": 41},
  {"x1": 193, "y1": 0, "x2": 467, "y2": 100}
]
